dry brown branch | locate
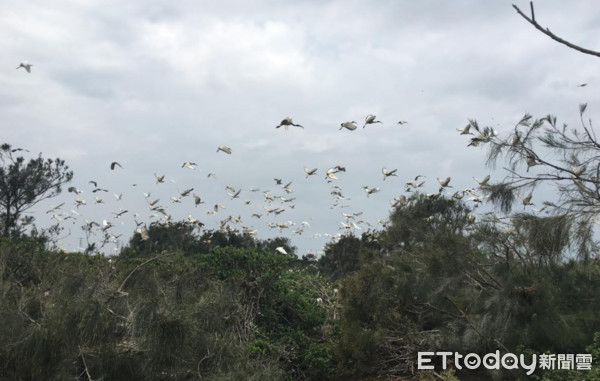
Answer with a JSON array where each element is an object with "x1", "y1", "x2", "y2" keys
[
  {"x1": 513, "y1": 2, "x2": 600, "y2": 58},
  {"x1": 117, "y1": 252, "x2": 175, "y2": 293},
  {"x1": 78, "y1": 347, "x2": 94, "y2": 381}
]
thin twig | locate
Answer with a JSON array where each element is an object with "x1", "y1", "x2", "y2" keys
[
  {"x1": 117, "y1": 252, "x2": 175, "y2": 293},
  {"x1": 79, "y1": 347, "x2": 94, "y2": 381},
  {"x1": 512, "y1": 3, "x2": 600, "y2": 58}
]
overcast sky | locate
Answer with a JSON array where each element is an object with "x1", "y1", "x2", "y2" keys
[{"x1": 2, "y1": 0, "x2": 599, "y2": 255}]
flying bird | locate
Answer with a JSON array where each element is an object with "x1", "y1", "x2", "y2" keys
[
  {"x1": 340, "y1": 121, "x2": 358, "y2": 131},
  {"x1": 474, "y1": 175, "x2": 491, "y2": 186},
  {"x1": 110, "y1": 162, "x2": 123, "y2": 170},
  {"x1": 364, "y1": 186, "x2": 380, "y2": 196},
  {"x1": 179, "y1": 188, "x2": 194, "y2": 197},
  {"x1": 228, "y1": 189, "x2": 242, "y2": 199},
  {"x1": 397, "y1": 120, "x2": 408, "y2": 125},
  {"x1": 193, "y1": 194, "x2": 204, "y2": 206},
  {"x1": 147, "y1": 198, "x2": 160, "y2": 207},
  {"x1": 275, "y1": 247, "x2": 288, "y2": 255},
  {"x1": 325, "y1": 168, "x2": 338, "y2": 180},
  {"x1": 405, "y1": 179, "x2": 425, "y2": 189},
  {"x1": 182, "y1": 162, "x2": 197, "y2": 170},
  {"x1": 17, "y1": 62, "x2": 32, "y2": 73},
  {"x1": 10, "y1": 147, "x2": 30, "y2": 153},
  {"x1": 519, "y1": 193, "x2": 534, "y2": 207},
  {"x1": 276, "y1": 117, "x2": 303, "y2": 129},
  {"x1": 382, "y1": 168, "x2": 397, "y2": 180},
  {"x1": 46, "y1": 203, "x2": 65, "y2": 214},
  {"x1": 139, "y1": 226, "x2": 150, "y2": 241},
  {"x1": 114, "y1": 209, "x2": 128, "y2": 218},
  {"x1": 363, "y1": 114, "x2": 382, "y2": 128},
  {"x1": 304, "y1": 167, "x2": 318, "y2": 178},
  {"x1": 456, "y1": 125, "x2": 472, "y2": 135},
  {"x1": 217, "y1": 145, "x2": 232, "y2": 154},
  {"x1": 437, "y1": 177, "x2": 451, "y2": 188}
]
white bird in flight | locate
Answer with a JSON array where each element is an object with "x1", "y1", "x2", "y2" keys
[
  {"x1": 325, "y1": 168, "x2": 338, "y2": 180},
  {"x1": 340, "y1": 121, "x2": 358, "y2": 131},
  {"x1": 276, "y1": 117, "x2": 303, "y2": 129},
  {"x1": 182, "y1": 162, "x2": 197, "y2": 170},
  {"x1": 519, "y1": 193, "x2": 534, "y2": 206},
  {"x1": 363, "y1": 114, "x2": 382, "y2": 128},
  {"x1": 217, "y1": 145, "x2": 232, "y2": 154},
  {"x1": 474, "y1": 175, "x2": 491, "y2": 186},
  {"x1": 382, "y1": 168, "x2": 397, "y2": 180},
  {"x1": 364, "y1": 186, "x2": 380, "y2": 196},
  {"x1": 17, "y1": 62, "x2": 33, "y2": 73},
  {"x1": 193, "y1": 194, "x2": 204, "y2": 206},
  {"x1": 304, "y1": 167, "x2": 318, "y2": 178},
  {"x1": 437, "y1": 177, "x2": 451, "y2": 188},
  {"x1": 456, "y1": 125, "x2": 472, "y2": 135}
]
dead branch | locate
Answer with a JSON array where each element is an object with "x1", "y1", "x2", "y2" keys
[
  {"x1": 117, "y1": 252, "x2": 175, "y2": 294},
  {"x1": 512, "y1": 2, "x2": 600, "y2": 58},
  {"x1": 78, "y1": 347, "x2": 94, "y2": 381}
]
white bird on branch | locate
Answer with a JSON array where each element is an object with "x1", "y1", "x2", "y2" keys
[{"x1": 572, "y1": 165, "x2": 586, "y2": 177}]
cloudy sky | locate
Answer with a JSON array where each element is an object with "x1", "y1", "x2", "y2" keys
[{"x1": 2, "y1": 0, "x2": 599, "y2": 255}]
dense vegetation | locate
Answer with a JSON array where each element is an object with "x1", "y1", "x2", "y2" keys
[{"x1": 1, "y1": 188, "x2": 600, "y2": 380}]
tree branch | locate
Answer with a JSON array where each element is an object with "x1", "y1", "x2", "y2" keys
[
  {"x1": 117, "y1": 252, "x2": 175, "y2": 294},
  {"x1": 512, "y1": 2, "x2": 600, "y2": 58}
]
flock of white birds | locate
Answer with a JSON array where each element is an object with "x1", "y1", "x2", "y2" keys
[{"x1": 15, "y1": 60, "x2": 532, "y2": 257}]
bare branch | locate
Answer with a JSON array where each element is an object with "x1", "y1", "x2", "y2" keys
[
  {"x1": 512, "y1": 2, "x2": 600, "y2": 58},
  {"x1": 117, "y1": 252, "x2": 175, "y2": 293}
]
